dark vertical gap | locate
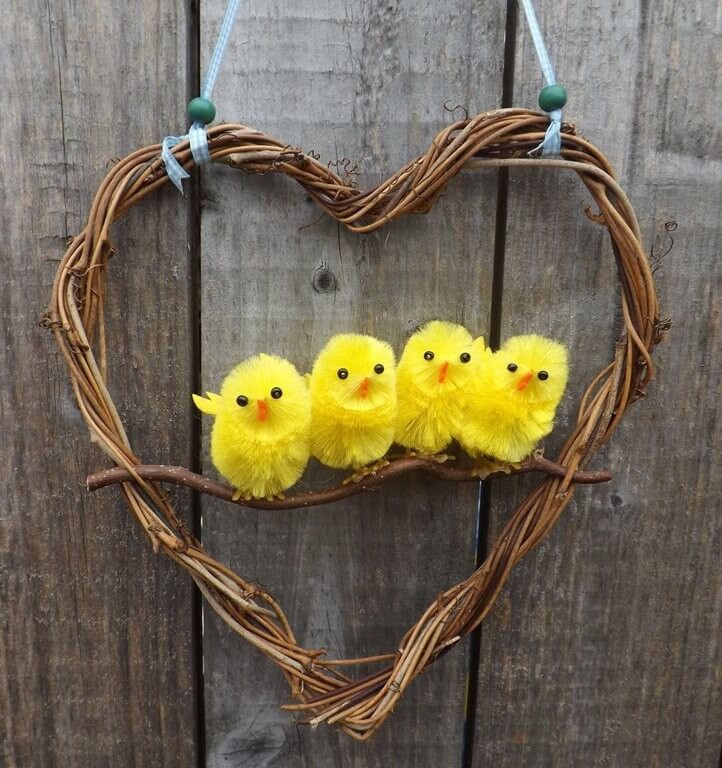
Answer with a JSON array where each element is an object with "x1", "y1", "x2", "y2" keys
[
  {"x1": 461, "y1": 2, "x2": 517, "y2": 766},
  {"x1": 718, "y1": 739, "x2": 722, "y2": 768},
  {"x1": 187, "y1": 0, "x2": 205, "y2": 766}
]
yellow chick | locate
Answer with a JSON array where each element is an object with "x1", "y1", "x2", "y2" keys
[
  {"x1": 394, "y1": 320, "x2": 477, "y2": 454},
  {"x1": 309, "y1": 333, "x2": 397, "y2": 469},
  {"x1": 193, "y1": 353, "x2": 310, "y2": 500},
  {"x1": 458, "y1": 334, "x2": 569, "y2": 464}
]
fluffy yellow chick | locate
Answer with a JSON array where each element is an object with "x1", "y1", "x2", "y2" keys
[
  {"x1": 309, "y1": 333, "x2": 397, "y2": 469},
  {"x1": 458, "y1": 334, "x2": 569, "y2": 463},
  {"x1": 394, "y1": 320, "x2": 477, "y2": 454},
  {"x1": 193, "y1": 353, "x2": 310, "y2": 500}
]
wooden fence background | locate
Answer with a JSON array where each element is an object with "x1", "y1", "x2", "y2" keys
[{"x1": 1, "y1": 0, "x2": 720, "y2": 765}]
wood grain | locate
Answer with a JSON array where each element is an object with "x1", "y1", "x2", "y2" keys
[
  {"x1": 4, "y1": 1, "x2": 719, "y2": 765},
  {"x1": 198, "y1": 1, "x2": 504, "y2": 764},
  {"x1": 473, "y1": 2, "x2": 722, "y2": 766},
  {"x1": 0, "y1": 1, "x2": 198, "y2": 765}
]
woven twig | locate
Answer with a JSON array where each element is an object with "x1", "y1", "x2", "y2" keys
[{"x1": 48, "y1": 108, "x2": 662, "y2": 739}]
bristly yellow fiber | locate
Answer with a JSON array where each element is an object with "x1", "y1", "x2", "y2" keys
[
  {"x1": 309, "y1": 334, "x2": 397, "y2": 469},
  {"x1": 395, "y1": 321, "x2": 478, "y2": 454},
  {"x1": 457, "y1": 334, "x2": 569, "y2": 463},
  {"x1": 193, "y1": 353, "x2": 310, "y2": 499}
]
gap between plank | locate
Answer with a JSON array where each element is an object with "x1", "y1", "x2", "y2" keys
[
  {"x1": 461, "y1": 0, "x2": 518, "y2": 764},
  {"x1": 186, "y1": 0, "x2": 206, "y2": 765}
]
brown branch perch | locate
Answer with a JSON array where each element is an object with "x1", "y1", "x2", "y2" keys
[{"x1": 86, "y1": 456, "x2": 612, "y2": 508}]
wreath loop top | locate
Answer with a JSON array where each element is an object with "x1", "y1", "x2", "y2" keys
[{"x1": 48, "y1": 108, "x2": 663, "y2": 739}]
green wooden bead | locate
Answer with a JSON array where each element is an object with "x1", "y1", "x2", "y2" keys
[
  {"x1": 187, "y1": 97, "x2": 216, "y2": 124},
  {"x1": 538, "y1": 84, "x2": 567, "y2": 112}
]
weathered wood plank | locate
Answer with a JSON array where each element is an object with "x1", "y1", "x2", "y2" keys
[
  {"x1": 474, "y1": 1, "x2": 722, "y2": 765},
  {"x1": 199, "y1": 1, "x2": 504, "y2": 763},
  {"x1": 0, "y1": 2, "x2": 198, "y2": 765}
]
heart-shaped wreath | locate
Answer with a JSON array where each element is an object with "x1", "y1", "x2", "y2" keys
[{"x1": 47, "y1": 107, "x2": 662, "y2": 739}]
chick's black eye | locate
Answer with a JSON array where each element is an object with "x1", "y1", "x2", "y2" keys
[
  {"x1": 270, "y1": 387, "x2": 283, "y2": 399},
  {"x1": 507, "y1": 363, "x2": 518, "y2": 372},
  {"x1": 374, "y1": 363, "x2": 384, "y2": 374},
  {"x1": 423, "y1": 351, "x2": 434, "y2": 361},
  {"x1": 236, "y1": 395, "x2": 249, "y2": 407},
  {"x1": 537, "y1": 370, "x2": 549, "y2": 381},
  {"x1": 337, "y1": 368, "x2": 348, "y2": 380},
  {"x1": 460, "y1": 352, "x2": 471, "y2": 363}
]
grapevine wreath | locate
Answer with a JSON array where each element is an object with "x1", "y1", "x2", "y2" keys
[
  {"x1": 46, "y1": 0, "x2": 664, "y2": 744},
  {"x1": 47, "y1": 105, "x2": 663, "y2": 738}
]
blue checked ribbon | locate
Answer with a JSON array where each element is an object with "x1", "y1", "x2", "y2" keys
[
  {"x1": 162, "y1": 0, "x2": 241, "y2": 192},
  {"x1": 519, "y1": 0, "x2": 563, "y2": 156}
]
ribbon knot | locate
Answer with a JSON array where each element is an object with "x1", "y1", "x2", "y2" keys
[
  {"x1": 162, "y1": 124, "x2": 213, "y2": 193},
  {"x1": 538, "y1": 108, "x2": 562, "y2": 156}
]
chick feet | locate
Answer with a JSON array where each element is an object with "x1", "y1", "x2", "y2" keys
[
  {"x1": 404, "y1": 451, "x2": 456, "y2": 464},
  {"x1": 423, "y1": 452, "x2": 455, "y2": 464},
  {"x1": 343, "y1": 458, "x2": 391, "y2": 485},
  {"x1": 231, "y1": 489, "x2": 286, "y2": 502},
  {"x1": 470, "y1": 457, "x2": 522, "y2": 480},
  {"x1": 393, "y1": 450, "x2": 456, "y2": 464}
]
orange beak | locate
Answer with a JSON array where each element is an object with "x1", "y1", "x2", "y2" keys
[
  {"x1": 359, "y1": 377, "x2": 370, "y2": 398},
  {"x1": 256, "y1": 399, "x2": 268, "y2": 421},
  {"x1": 438, "y1": 361, "x2": 449, "y2": 384},
  {"x1": 516, "y1": 371, "x2": 534, "y2": 391}
]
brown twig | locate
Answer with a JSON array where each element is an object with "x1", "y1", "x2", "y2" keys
[
  {"x1": 86, "y1": 456, "x2": 612, "y2": 507},
  {"x1": 48, "y1": 108, "x2": 661, "y2": 739}
]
